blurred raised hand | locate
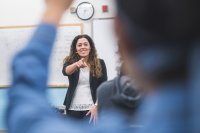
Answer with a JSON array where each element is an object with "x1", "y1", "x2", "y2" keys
[
  {"x1": 43, "y1": 0, "x2": 74, "y2": 25},
  {"x1": 45, "y1": 0, "x2": 74, "y2": 10}
]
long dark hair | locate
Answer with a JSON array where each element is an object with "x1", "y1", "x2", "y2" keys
[{"x1": 63, "y1": 34, "x2": 102, "y2": 78}]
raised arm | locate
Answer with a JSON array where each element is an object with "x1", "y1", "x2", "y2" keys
[{"x1": 6, "y1": 1, "x2": 77, "y2": 133}]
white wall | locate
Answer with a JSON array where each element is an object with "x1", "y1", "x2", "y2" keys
[{"x1": 0, "y1": 0, "x2": 116, "y2": 36}]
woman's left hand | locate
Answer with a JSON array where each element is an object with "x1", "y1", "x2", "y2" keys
[{"x1": 86, "y1": 105, "x2": 97, "y2": 125}]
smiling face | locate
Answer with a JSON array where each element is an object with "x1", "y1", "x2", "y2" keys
[{"x1": 76, "y1": 38, "x2": 91, "y2": 58}]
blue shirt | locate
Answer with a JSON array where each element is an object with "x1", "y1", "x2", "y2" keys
[{"x1": 134, "y1": 83, "x2": 188, "y2": 133}]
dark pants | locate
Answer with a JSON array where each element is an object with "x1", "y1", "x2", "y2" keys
[{"x1": 67, "y1": 110, "x2": 89, "y2": 121}]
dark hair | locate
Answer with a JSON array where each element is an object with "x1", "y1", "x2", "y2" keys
[
  {"x1": 116, "y1": 0, "x2": 200, "y2": 43},
  {"x1": 63, "y1": 34, "x2": 102, "y2": 78},
  {"x1": 116, "y1": 1, "x2": 200, "y2": 131},
  {"x1": 115, "y1": 0, "x2": 200, "y2": 83}
]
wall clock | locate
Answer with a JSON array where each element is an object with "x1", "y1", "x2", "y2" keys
[{"x1": 76, "y1": 2, "x2": 94, "y2": 20}]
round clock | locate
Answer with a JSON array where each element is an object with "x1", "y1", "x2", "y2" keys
[{"x1": 76, "y1": 2, "x2": 94, "y2": 20}]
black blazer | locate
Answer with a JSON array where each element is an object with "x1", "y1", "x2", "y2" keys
[{"x1": 62, "y1": 59, "x2": 107, "y2": 110}]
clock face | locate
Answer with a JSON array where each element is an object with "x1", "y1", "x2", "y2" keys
[{"x1": 76, "y1": 2, "x2": 94, "y2": 20}]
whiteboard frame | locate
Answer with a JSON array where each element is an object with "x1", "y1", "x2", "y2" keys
[{"x1": 0, "y1": 23, "x2": 83, "y2": 88}]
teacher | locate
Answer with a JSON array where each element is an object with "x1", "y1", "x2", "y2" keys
[{"x1": 62, "y1": 34, "x2": 107, "y2": 124}]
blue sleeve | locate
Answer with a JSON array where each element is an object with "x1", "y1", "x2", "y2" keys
[{"x1": 6, "y1": 23, "x2": 84, "y2": 133}]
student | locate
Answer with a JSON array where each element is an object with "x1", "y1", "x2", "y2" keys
[
  {"x1": 62, "y1": 34, "x2": 107, "y2": 122},
  {"x1": 97, "y1": 62, "x2": 142, "y2": 126},
  {"x1": 114, "y1": 0, "x2": 200, "y2": 133}
]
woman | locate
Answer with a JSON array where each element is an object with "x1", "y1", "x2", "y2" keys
[{"x1": 62, "y1": 34, "x2": 107, "y2": 123}]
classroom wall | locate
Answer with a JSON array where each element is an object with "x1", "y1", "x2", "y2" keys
[
  {"x1": 0, "y1": 0, "x2": 116, "y2": 130},
  {"x1": 0, "y1": 0, "x2": 116, "y2": 35}
]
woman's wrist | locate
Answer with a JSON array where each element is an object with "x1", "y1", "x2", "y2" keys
[{"x1": 75, "y1": 62, "x2": 80, "y2": 69}]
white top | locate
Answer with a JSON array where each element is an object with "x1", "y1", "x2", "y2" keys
[{"x1": 69, "y1": 67, "x2": 94, "y2": 111}]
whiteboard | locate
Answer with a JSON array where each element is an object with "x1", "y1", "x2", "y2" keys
[
  {"x1": 0, "y1": 24, "x2": 83, "y2": 87},
  {"x1": 92, "y1": 18, "x2": 119, "y2": 80}
]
